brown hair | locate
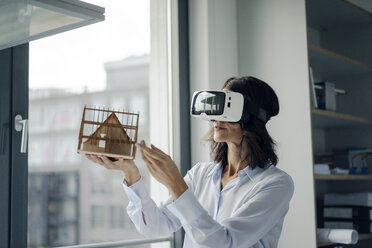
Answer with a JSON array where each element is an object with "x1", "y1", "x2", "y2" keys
[{"x1": 205, "y1": 76, "x2": 279, "y2": 169}]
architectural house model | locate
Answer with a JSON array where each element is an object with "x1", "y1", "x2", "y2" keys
[{"x1": 77, "y1": 106, "x2": 139, "y2": 160}]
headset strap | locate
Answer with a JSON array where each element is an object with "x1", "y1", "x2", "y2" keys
[{"x1": 243, "y1": 96, "x2": 270, "y2": 123}]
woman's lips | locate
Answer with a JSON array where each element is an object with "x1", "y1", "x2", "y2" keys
[{"x1": 214, "y1": 126, "x2": 227, "y2": 130}]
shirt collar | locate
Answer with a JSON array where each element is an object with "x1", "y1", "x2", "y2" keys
[
  {"x1": 207, "y1": 161, "x2": 271, "y2": 181},
  {"x1": 239, "y1": 165, "x2": 263, "y2": 181},
  {"x1": 207, "y1": 161, "x2": 223, "y2": 178}
]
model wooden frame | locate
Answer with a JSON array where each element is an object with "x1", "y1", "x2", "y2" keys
[{"x1": 77, "y1": 106, "x2": 139, "y2": 160}]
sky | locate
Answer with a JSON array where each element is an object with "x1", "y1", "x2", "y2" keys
[{"x1": 29, "y1": 0, "x2": 150, "y2": 91}]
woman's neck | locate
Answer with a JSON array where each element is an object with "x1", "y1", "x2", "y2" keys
[{"x1": 225, "y1": 141, "x2": 249, "y2": 177}]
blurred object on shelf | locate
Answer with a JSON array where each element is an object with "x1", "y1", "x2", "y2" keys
[
  {"x1": 317, "y1": 228, "x2": 358, "y2": 244},
  {"x1": 324, "y1": 192, "x2": 372, "y2": 208},
  {"x1": 314, "y1": 84, "x2": 347, "y2": 95},
  {"x1": 323, "y1": 219, "x2": 372, "y2": 234},
  {"x1": 324, "y1": 192, "x2": 372, "y2": 234},
  {"x1": 309, "y1": 67, "x2": 318, "y2": 108},
  {"x1": 333, "y1": 148, "x2": 369, "y2": 175},
  {"x1": 324, "y1": 206, "x2": 372, "y2": 221},
  {"x1": 314, "y1": 163, "x2": 331, "y2": 175},
  {"x1": 349, "y1": 149, "x2": 372, "y2": 175},
  {"x1": 315, "y1": 81, "x2": 347, "y2": 111},
  {"x1": 330, "y1": 168, "x2": 349, "y2": 175},
  {"x1": 314, "y1": 152, "x2": 334, "y2": 164}
]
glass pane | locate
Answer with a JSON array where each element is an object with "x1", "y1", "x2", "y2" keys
[
  {"x1": 0, "y1": 0, "x2": 104, "y2": 50},
  {"x1": 30, "y1": 6, "x2": 83, "y2": 35},
  {"x1": 28, "y1": 1, "x2": 170, "y2": 247}
]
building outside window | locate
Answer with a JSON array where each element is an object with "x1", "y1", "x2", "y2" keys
[
  {"x1": 91, "y1": 205, "x2": 105, "y2": 229},
  {"x1": 110, "y1": 206, "x2": 126, "y2": 229}
]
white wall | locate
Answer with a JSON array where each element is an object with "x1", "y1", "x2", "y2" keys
[
  {"x1": 237, "y1": 1, "x2": 316, "y2": 247},
  {"x1": 189, "y1": 0, "x2": 317, "y2": 247},
  {"x1": 189, "y1": 0, "x2": 239, "y2": 166},
  {"x1": 149, "y1": 0, "x2": 171, "y2": 209}
]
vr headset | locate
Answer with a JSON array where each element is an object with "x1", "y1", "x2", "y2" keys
[{"x1": 190, "y1": 90, "x2": 270, "y2": 123}]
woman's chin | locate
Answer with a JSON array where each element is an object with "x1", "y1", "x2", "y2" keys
[{"x1": 213, "y1": 135, "x2": 226, "y2": 143}]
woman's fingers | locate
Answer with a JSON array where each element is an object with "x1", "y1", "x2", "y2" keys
[
  {"x1": 139, "y1": 146, "x2": 155, "y2": 166},
  {"x1": 138, "y1": 145, "x2": 163, "y2": 177},
  {"x1": 85, "y1": 155, "x2": 141, "y2": 182},
  {"x1": 137, "y1": 142, "x2": 165, "y2": 161},
  {"x1": 100, "y1": 155, "x2": 113, "y2": 165},
  {"x1": 113, "y1": 157, "x2": 130, "y2": 166},
  {"x1": 140, "y1": 148, "x2": 159, "y2": 177},
  {"x1": 137, "y1": 142, "x2": 156, "y2": 161},
  {"x1": 86, "y1": 154, "x2": 117, "y2": 170},
  {"x1": 150, "y1": 144, "x2": 168, "y2": 157},
  {"x1": 145, "y1": 158, "x2": 157, "y2": 175},
  {"x1": 86, "y1": 154, "x2": 105, "y2": 166},
  {"x1": 100, "y1": 155, "x2": 117, "y2": 169},
  {"x1": 142, "y1": 147, "x2": 162, "y2": 161},
  {"x1": 135, "y1": 141, "x2": 183, "y2": 190}
]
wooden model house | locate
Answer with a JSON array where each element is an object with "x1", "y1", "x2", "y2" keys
[{"x1": 77, "y1": 107, "x2": 139, "y2": 160}]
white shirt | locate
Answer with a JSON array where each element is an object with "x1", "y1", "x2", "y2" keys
[{"x1": 122, "y1": 162, "x2": 294, "y2": 248}]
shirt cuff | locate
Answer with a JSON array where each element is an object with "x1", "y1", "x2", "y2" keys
[
  {"x1": 122, "y1": 177, "x2": 151, "y2": 209},
  {"x1": 167, "y1": 188, "x2": 205, "y2": 227}
]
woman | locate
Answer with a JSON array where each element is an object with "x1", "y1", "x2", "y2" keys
[{"x1": 86, "y1": 76, "x2": 294, "y2": 248}]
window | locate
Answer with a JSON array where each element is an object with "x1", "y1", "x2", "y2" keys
[{"x1": 27, "y1": 0, "x2": 176, "y2": 247}]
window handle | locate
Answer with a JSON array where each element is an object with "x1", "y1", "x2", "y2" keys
[{"x1": 14, "y1": 115, "x2": 28, "y2": 153}]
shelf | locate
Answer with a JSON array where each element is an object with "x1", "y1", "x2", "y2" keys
[
  {"x1": 311, "y1": 109, "x2": 372, "y2": 128},
  {"x1": 318, "y1": 233, "x2": 372, "y2": 247},
  {"x1": 307, "y1": 0, "x2": 372, "y2": 30},
  {"x1": 308, "y1": 44, "x2": 372, "y2": 79},
  {"x1": 315, "y1": 149, "x2": 372, "y2": 157},
  {"x1": 315, "y1": 174, "x2": 372, "y2": 180}
]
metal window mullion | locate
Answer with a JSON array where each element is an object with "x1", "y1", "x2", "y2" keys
[
  {"x1": 10, "y1": 44, "x2": 29, "y2": 248},
  {"x1": 167, "y1": 0, "x2": 190, "y2": 247},
  {"x1": 0, "y1": 43, "x2": 13, "y2": 248}
]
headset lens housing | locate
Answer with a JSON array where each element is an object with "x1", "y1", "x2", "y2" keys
[{"x1": 191, "y1": 91, "x2": 225, "y2": 116}]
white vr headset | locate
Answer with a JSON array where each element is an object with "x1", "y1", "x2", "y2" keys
[{"x1": 190, "y1": 90, "x2": 270, "y2": 123}]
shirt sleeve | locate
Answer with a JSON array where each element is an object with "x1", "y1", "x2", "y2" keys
[
  {"x1": 166, "y1": 176, "x2": 294, "y2": 248},
  {"x1": 122, "y1": 164, "x2": 198, "y2": 238}
]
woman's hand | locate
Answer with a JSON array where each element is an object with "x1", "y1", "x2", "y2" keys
[
  {"x1": 85, "y1": 154, "x2": 140, "y2": 186},
  {"x1": 136, "y1": 140, "x2": 188, "y2": 200}
]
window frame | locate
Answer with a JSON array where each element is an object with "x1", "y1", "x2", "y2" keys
[
  {"x1": 0, "y1": 44, "x2": 29, "y2": 248},
  {"x1": 167, "y1": 0, "x2": 191, "y2": 246}
]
